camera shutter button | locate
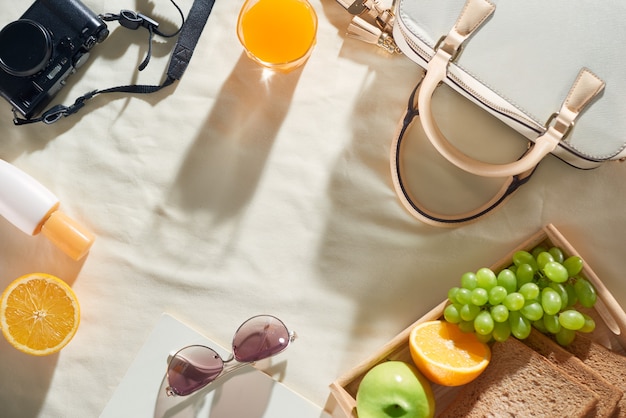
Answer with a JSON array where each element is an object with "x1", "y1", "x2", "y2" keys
[{"x1": 73, "y1": 52, "x2": 90, "y2": 69}]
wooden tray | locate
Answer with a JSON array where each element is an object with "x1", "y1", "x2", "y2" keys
[{"x1": 327, "y1": 224, "x2": 626, "y2": 418}]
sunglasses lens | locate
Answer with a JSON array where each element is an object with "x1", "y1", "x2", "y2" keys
[
  {"x1": 167, "y1": 346, "x2": 224, "y2": 396},
  {"x1": 233, "y1": 315, "x2": 291, "y2": 362}
]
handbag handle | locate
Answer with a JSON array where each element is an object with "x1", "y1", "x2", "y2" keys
[
  {"x1": 390, "y1": 81, "x2": 536, "y2": 227},
  {"x1": 418, "y1": 0, "x2": 605, "y2": 178}
]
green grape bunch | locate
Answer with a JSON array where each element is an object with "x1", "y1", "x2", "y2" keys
[{"x1": 444, "y1": 245, "x2": 598, "y2": 346}]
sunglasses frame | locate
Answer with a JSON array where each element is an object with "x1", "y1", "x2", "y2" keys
[{"x1": 165, "y1": 314, "x2": 295, "y2": 397}]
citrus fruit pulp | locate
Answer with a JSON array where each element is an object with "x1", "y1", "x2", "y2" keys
[
  {"x1": 409, "y1": 320, "x2": 490, "y2": 386},
  {"x1": 0, "y1": 273, "x2": 80, "y2": 356}
]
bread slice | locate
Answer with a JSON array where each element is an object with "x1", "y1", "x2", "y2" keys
[
  {"x1": 523, "y1": 329, "x2": 622, "y2": 417},
  {"x1": 438, "y1": 337, "x2": 599, "y2": 418},
  {"x1": 561, "y1": 332, "x2": 626, "y2": 417}
]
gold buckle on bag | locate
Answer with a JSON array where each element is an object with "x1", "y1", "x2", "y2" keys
[
  {"x1": 434, "y1": 35, "x2": 464, "y2": 63},
  {"x1": 545, "y1": 112, "x2": 575, "y2": 140}
]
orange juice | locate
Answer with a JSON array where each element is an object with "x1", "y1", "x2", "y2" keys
[{"x1": 237, "y1": 0, "x2": 317, "y2": 71}]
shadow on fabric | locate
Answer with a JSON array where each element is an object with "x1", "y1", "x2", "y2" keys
[{"x1": 163, "y1": 52, "x2": 303, "y2": 226}]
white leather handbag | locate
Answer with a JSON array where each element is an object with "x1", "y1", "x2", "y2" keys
[{"x1": 338, "y1": 0, "x2": 626, "y2": 226}]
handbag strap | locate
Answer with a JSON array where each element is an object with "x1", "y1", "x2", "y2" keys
[
  {"x1": 418, "y1": 0, "x2": 605, "y2": 177},
  {"x1": 390, "y1": 80, "x2": 536, "y2": 227},
  {"x1": 13, "y1": 0, "x2": 216, "y2": 125}
]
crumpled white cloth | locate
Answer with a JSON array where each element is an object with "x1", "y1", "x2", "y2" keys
[{"x1": 1, "y1": 0, "x2": 625, "y2": 417}]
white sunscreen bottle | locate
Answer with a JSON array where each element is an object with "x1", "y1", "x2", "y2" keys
[{"x1": 0, "y1": 159, "x2": 95, "y2": 260}]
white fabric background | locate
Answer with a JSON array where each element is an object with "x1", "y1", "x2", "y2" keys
[{"x1": 0, "y1": 0, "x2": 625, "y2": 417}]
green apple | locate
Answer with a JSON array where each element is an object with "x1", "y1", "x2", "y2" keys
[{"x1": 356, "y1": 361, "x2": 435, "y2": 418}]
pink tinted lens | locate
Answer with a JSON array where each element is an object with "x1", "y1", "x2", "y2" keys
[
  {"x1": 167, "y1": 345, "x2": 224, "y2": 396},
  {"x1": 232, "y1": 315, "x2": 291, "y2": 363}
]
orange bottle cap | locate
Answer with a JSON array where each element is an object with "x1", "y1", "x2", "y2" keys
[{"x1": 41, "y1": 211, "x2": 95, "y2": 260}]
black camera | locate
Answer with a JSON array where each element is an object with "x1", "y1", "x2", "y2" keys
[{"x1": 0, "y1": 0, "x2": 108, "y2": 119}]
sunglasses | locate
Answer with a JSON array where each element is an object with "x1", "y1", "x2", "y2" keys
[{"x1": 165, "y1": 314, "x2": 295, "y2": 397}]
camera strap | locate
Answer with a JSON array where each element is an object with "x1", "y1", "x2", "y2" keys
[{"x1": 13, "y1": 0, "x2": 216, "y2": 125}]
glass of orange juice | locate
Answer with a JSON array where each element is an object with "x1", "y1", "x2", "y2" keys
[{"x1": 237, "y1": 0, "x2": 318, "y2": 72}]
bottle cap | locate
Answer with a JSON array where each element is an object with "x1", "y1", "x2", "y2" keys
[{"x1": 40, "y1": 211, "x2": 95, "y2": 260}]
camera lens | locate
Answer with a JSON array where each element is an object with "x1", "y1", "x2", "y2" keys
[{"x1": 0, "y1": 19, "x2": 53, "y2": 77}]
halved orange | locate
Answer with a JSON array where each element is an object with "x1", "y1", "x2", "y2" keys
[
  {"x1": 409, "y1": 320, "x2": 490, "y2": 386},
  {"x1": 0, "y1": 273, "x2": 80, "y2": 356}
]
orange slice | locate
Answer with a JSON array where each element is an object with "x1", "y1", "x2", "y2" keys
[
  {"x1": 409, "y1": 320, "x2": 490, "y2": 386},
  {"x1": 0, "y1": 273, "x2": 80, "y2": 356}
]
